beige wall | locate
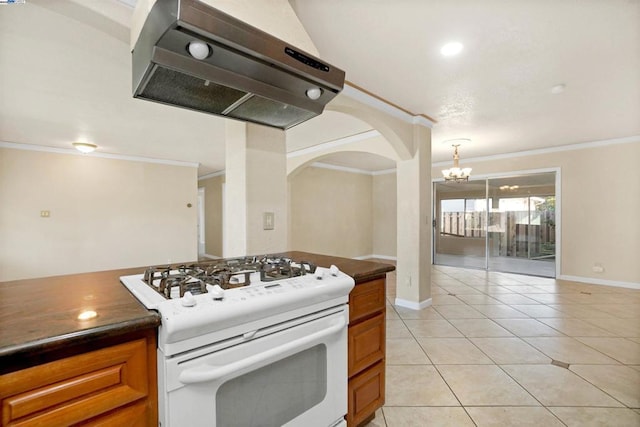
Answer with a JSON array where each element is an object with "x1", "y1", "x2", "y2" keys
[
  {"x1": 199, "y1": 174, "x2": 224, "y2": 257},
  {"x1": 372, "y1": 172, "x2": 396, "y2": 257},
  {"x1": 431, "y1": 142, "x2": 640, "y2": 285},
  {"x1": 0, "y1": 148, "x2": 198, "y2": 281},
  {"x1": 289, "y1": 166, "x2": 373, "y2": 258}
]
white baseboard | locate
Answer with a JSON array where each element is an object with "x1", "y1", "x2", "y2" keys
[
  {"x1": 394, "y1": 297, "x2": 432, "y2": 310},
  {"x1": 559, "y1": 275, "x2": 640, "y2": 290},
  {"x1": 353, "y1": 254, "x2": 397, "y2": 261},
  {"x1": 200, "y1": 253, "x2": 222, "y2": 260}
]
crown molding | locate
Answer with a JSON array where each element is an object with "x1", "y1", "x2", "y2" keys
[
  {"x1": 342, "y1": 82, "x2": 436, "y2": 129},
  {"x1": 371, "y1": 168, "x2": 396, "y2": 176},
  {"x1": 310, "y1": 162, "x2": 377, "y2": 176},
  {"x1": 432, "y1": 135, "x2": 640, "y2": 167},
  {"x1": 287, "y1": 130, "x2": 381, "y2": 158},
  {"x1": 198, "y1": 170, "x2": 225, "y2": 180},
  {"x1": 310, "y1": 162, "x2": 397, "y2": 176},
  {"x1": 0, "y1": 141, "x2": 199, "y2": 168}
]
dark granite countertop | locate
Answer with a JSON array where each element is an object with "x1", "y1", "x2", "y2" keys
[
  {"x1": 281, "y1": 251, "x2": 395, "y2": 283},
  {"x1": 0, "y1": 267, "x2": 161, "y2": 372},
  {"x1": 0, "y1": 252, "x2": 394, "y2": 371}
]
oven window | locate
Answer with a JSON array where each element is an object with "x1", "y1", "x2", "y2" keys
[{"x1": 216, "y1": 344, "x2": 327, "y2": 426}]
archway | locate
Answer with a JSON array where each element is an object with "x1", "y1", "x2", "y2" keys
[{"x1": 287, "y1": 150, "x2": 398, "y2": 260}]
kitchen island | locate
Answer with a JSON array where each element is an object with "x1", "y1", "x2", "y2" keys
[
  {"x1": 0, "y1": 267, "x2": 161, "y2": 426},
  {"x1": 0, "y1": 252, "x2": 394, "y2": 426}
]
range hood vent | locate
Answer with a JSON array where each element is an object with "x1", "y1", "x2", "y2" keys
[{"x1": 132, "y1": 0, "x2": 345, "y2": 129}]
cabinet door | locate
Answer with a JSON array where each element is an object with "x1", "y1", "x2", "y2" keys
[
  {"x1": 347, "y1": 360, "x2": 385, "y2": 427},
  {"x1": 0, "y1": 338, "x2": 152, "y2": 427},
  {"x1": 348, "y1": 312, "x2": 385, "y2": 377}
]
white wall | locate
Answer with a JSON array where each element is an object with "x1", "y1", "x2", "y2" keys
[{"x1": 0, "y1": 147, "x2": 198, "y2": 281}]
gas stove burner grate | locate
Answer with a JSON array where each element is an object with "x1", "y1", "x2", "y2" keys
[
  {"x1": 140, "y1": 256, "x2": 317, "y2": 299},
  {"x1": 160, "y1": 276, "x2": 207, "y2": 298},
  {"x1": 259, "y1": 258, "x2": 316, "y2": 282}
]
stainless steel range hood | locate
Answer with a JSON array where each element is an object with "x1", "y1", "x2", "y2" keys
[{"x1": 132, "y1": 0, "x2": 345, "y2": 129}]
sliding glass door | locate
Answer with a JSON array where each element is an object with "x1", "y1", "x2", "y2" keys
[
  {"x1": 487, "y1": 174, "x2": 556, "y2": 276},
  {"x1": 433, "y1": 180, "x2": 487, "y2": 269},
  {"x1": 434, "y1": 172, "x2": 556, "y2": 277}
]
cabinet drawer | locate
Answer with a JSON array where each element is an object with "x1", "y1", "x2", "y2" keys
[
  {"x1": 348, "y1": 312, "x2": 385, "y2": 377},
  {"x1": 0, "y1": 339, "x2": 149, "y2": 427},
  {"x1": 347, "y1": 360, "x2": 385, "y2": 427},
  {"x1": 349, "y1": 278, "x2": 385, "y2": 323}
]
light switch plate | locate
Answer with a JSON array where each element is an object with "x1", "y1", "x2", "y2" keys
[{"x1": 263, "y1": 212, "x2": 274, "y2": 230}]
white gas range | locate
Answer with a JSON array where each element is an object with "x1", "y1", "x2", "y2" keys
[{"x1": 120, "y1": 256, "x2": 354, "y2": 427}]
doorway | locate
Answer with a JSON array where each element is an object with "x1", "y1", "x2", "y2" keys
[{"x1": 434, "y1": 171, "x2": 557, "y2": 277}]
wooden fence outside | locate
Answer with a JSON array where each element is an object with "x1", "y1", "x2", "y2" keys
[{"x1": 441, "y1": 211, "x2": 555, "y2": 259}]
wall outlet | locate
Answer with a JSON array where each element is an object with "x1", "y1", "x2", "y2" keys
[
  {"x1": 592, "y1": 264, "x2": 604, "y2": 273},
  {"x1": 40, "y1": 210, "x2": 50, "y2": 218}
]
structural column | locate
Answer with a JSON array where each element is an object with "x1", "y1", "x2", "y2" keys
[
  {"x1": 223, "y1": 121, "x2": 288, "y2": 257},
  {"x1": 395, "y1": 124, "x2": 432, "y2": 308}
]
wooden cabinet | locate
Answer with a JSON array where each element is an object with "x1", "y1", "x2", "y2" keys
[
  {"x1": 347, "y1": 277, "x2": 386, "y2": 427},
  {"x1": 0, "y1": 332, "x2": 157, "y2": 427}
]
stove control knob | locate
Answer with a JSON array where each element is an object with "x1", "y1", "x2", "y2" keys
[
  {"x1": 315, "y1": 269, "x2": 325, "y2": 280},
  {"x1": 329, "y1": 265, "x2": 340, "y2": 276},
  {"x1": 181, "y1": 291, "x2": 196, "y2": 307},
  {"x1": 210, "y1": 285, "x2": 225, "y2": 301}
]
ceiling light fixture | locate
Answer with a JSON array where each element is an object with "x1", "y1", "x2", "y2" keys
[
  {"x1": 442, "y1": 139, "x2": 472, "y2": 182},
  {"x1": 440, "y1": 41, "x2": 463, "y2": 57},
  {"x1": 72, "y1": 142, "x2": 97, "y2": 153},
  {"x1": 500, "y1": 185, "x2": 520, "y2": 191}
]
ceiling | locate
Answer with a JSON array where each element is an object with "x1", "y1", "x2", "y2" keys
[{"x1": 1, "y1": 0, "x2": 638, "y2": 176}]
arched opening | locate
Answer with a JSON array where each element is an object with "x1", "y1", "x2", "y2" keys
[{"x1": 287, "y1": 151, "x2": 398, "y2": 260}]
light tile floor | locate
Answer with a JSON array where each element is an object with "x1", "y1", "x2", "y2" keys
[{"x1": 366, "y1": 264, "x2": 640, "y2": 426}]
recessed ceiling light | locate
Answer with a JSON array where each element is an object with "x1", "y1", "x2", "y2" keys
[
  {"x1": 440, "y1": 42, "x2": 463, "y2": 57},
  {"x1": 72, "y1": 142, "x2": 97, "y2": 153},
  {"x1": 551, "y1": 84, "x2": 566, "y2": 94}
]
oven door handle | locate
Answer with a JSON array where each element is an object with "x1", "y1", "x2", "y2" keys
[{"x1": 178, "y1": 317, "x2": 346, "y2": 385}]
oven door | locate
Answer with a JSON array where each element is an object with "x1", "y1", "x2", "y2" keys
[{"x1": 161, "y1": 306, "x2": 348, "y2": 427}]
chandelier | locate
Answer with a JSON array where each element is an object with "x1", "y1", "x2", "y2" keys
[{"x1": 442, "y1": 140, "x2": 472, "y2": 182}]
